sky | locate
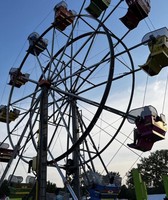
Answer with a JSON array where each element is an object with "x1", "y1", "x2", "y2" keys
[{"x1": 0, "y1": 0, "x2": 168, "y2": 189}]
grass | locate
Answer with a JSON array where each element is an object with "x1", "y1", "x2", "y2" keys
[{"x1": 10, "y1": 198, "x2": 22, "y2": 200}]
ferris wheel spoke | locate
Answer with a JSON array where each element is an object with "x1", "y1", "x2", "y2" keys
[
  {"x1": 52, "y1": 54, "x2": 111, "y2": 89},
  {"x1": 101, "y1": 0, "x2": 124, "y2": 24},
  {"x1": 10, "y1": 88, "x2": 41, "y2": 106},
  {"x1": 51, "y1": 85, "x2": 101, "y2": 107},
  {"x1": 51, "y1": 32, "x2": 101, "y2": 83},
  {"x1": 8, "y1": 115, "x2": 39, "y2": 157},
  {"x1": 72, "y1": 32, "x2": 100, "y2": 91},
  {"x1": 9, "y1": 94, "x2": 41, "y2": 134},
  {"x1": 47, "y1": 28, "x2": 57, "y2": 80},
  {"x1": 114, "y1": 39, "x2": 151, "y2": 58},
  {"x1": 34, "y1": 54, "x2": 48, "y2": 80},
  {"x1": 49, "y1": 20, "x2": 86, "y2": 81},
  {"x1": 74, "y1": 60, "x2": 110, "y2": 93},
  {"x1": 49, "y1": 60, "x2": 70, "y2": 91},
  {"x1": 47, "y1": 98, "x2": 70, "y2": 143},
  {"x1": 76, "y1": 110, "x2": 112, "y2": 174},
  {"x1": 50, "y1": 92, "x2": 74, "y2": 141},
  {"x1": 51, "y1": 84, "x2": 135, "y2": 120},
  {"x1": 79, "y1": 16, "x2": 98, "y2": 32},
  {"x1": 76, "y1": 80, "x2": 108, "y2": 96}
]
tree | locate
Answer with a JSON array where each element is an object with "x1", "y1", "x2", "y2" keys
[
  {"x1": 118, "y1": 184, "x2": 136, "y2": 199},
  {"x1": 0, "y1": 180, "x2": 10, "y2": 197},
  {"x1": 126, "y1": 149, "x2": 168, "y2": 192},
  {"x1": 46, "y1": 181, "x2": 57, "y2": 193}
]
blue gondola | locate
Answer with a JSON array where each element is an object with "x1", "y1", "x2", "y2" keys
[
  {"x1": 89, "y1": 184, "x2": 121, "y2": 200},
  {"x1": 83, "y1": 171, "x2": 121, "y2": 200}
]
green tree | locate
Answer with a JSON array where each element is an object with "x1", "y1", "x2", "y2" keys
[
  {"x1": 118, "y1": 184, "x2": 136, "y2": 199},
  {"x1": 126, "y1": 150, "x2": 168, "y2": 192},
  {"x1": 0, "y1": 180, "x2": 10, "y2": 197},
  {"x1": 46, "y1": 181, "x2": 57, "y2": 193}
]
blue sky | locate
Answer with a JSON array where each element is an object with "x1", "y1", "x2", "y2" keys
[
  {"x1": 0, "y1": 0, "x2": 168, "y2": 187},
  {"x1": 0, "y1": 0, "x2": 167, "y2": 85}
]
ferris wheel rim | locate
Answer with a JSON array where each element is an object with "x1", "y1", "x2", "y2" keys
[
  {"x1": 7, "y1": 15, "x2": 115, "y2": 164},
  {"x1": 50, "y1": 29, "x2": 136, "y2": 165}
]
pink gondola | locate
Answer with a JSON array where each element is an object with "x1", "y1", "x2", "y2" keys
[
  {"x1": 127, "y1": 105, "x2": 167, "y2": 151},
  {"x1": 120, "y1": 0, "x2": 151, "y2": 30}
]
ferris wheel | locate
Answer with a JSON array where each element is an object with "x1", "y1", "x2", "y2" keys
[{"x1": 0, "y1": 0, "x2": 168, "y2": 199}]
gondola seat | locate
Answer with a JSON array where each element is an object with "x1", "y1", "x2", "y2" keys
[
  {"x1": 128, "y1": 138, "x2": 154, "y2": 152},
  {"x1": 86, "y1": 0, "x2": 111, "y2": 18}
]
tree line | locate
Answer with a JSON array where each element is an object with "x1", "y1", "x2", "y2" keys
[{"x1": 0, "y1": 149, "x2": 168, "y2": 199}]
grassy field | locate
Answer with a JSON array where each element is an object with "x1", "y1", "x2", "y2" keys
[{"x1": 10, "y1": 198, "x2": 22, "y2": 200}]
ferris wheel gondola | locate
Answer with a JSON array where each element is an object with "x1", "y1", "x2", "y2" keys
[
  {"x1": 127, "y1": 105, "x2": 167, "y2": 152},
  {"x1": 140, "y1": 27, "x2": 168, "y2": 76}
]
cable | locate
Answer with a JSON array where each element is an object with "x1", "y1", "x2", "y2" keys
[
  {"x1": 142, "y1": 74, "x2": 149, "y2": 106},
  {"x1": 162, "y1": 69, "x2": 168, "y2": 113}
]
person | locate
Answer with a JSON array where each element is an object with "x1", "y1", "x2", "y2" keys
[
  {"x1": 56, "y1": 193, "x2": 63, "y2": 200},
  {"x1": 55, "y1": 188, "x2": 63, "y2": 200},
  {"x1": 127, "y1": 128, "x2": 141, "y2": 148},
  {"x1": 133, "y1": 128, "x2": 141, "y2": 145}
]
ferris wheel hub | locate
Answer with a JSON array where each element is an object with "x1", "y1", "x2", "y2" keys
[{"x1": 39, "y1": 79, "x2": 51, "y2": 88}]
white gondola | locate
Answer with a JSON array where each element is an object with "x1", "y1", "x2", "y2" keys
[{"x1": 8, "y1": 175, "x2": 23, "y2": 183}]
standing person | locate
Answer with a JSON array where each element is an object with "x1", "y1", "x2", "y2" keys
[{"x1": 55, "y1": 188, "x2": 63, "y2": 200}]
